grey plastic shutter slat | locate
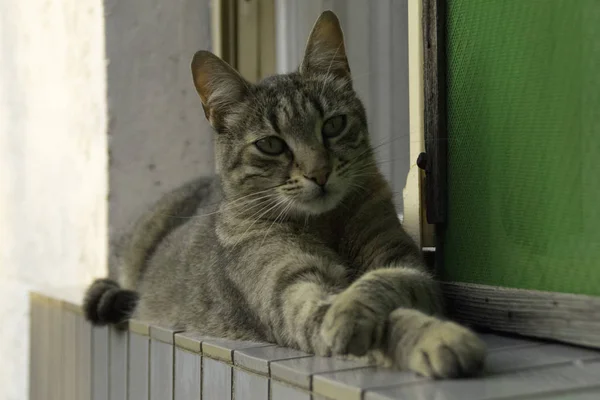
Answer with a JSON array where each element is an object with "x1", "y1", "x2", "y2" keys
[
  {"x1": 50, "y1": 301, "x2": 64, "y2": 400},
  {"x1": 92, "y1": 326, "x2": 110, "y2": 400},
  {"x1": 270, "y1": 355, "x2": 373, "y2": 390},
  {"x1": 174, "y1": 347, "x2": 201, "y2": 400},
  {"x1": 150, "y1": 339, "x2": 175, "y2": 400},
  {"x1": 233, "y1": 370, "x2": 268, "y2": 400},
  {"x1": 313, "y1": 366, "x2": 423, "y2": 400},
  {"x1": 63, "y1": 309, "x2": 78, "y2": 400},
  {"x1": 520, "y1": 387, "x2": 600, "y2": 400},
  {"x1": 365, "y1": 361, "x2": 600, "y2": 400},
  {"x1": 270, "y1": 381, "x2": 310, "y2": 400},
  {"x1": 201, "y1": 337, "x2": 270, "y2": 362},
  {"x1": 202, "y1": 358, "x2": 232, "y2": 400},
  {"x1": 233, "y1": 345, "x2": 311, "y2": 375},
  {"x1": 29, "y1": 296, "x2": 41, "y2": 400},
  {"x1": 128, "y1": 333, "x2": 150, "y2": 400},
  {"x1": 40, "y1": 299, "x2": 51, "y2": 397},
  {"x1": 486, "y1": 344, "x2": 600, "y2": 374},
  {"x1": 77, "y1": 314, "x2": 92, "y2": 400},
  {"x1": 109, "y1": 327, "x2": 129, "y2": 400}
]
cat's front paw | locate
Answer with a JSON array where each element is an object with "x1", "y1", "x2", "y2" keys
[
  {"x1": 320, "y1": 294, "x2": 385, "y2": 356},
  {"x1": 403, "y1": 320, "x2": 485, "y2": 378}
]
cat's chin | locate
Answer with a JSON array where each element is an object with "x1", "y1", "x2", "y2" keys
[{"x1": 291, "y1": 191, "x2": 345, "y2": 216}]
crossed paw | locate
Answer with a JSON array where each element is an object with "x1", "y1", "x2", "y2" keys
[{"x1": 320, "y1": 289, "x2": 485, "y2": 378}]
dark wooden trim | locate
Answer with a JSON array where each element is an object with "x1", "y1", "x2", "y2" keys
[
  {"x1": 220, "y1": 0, "x2": 238, "y2": 68},
  {"x1": 422, "y1": 0, "x2": 448, "y2": 225},
  {"x1": 442, "y1": 282, "x2": 600, "y2": 349},
  {"x1": 422, "y1": 0, "x2": 448, "y2": 277}
]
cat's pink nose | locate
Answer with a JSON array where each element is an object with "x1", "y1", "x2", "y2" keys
[{"x1": 304, "y1": 170, "x2": 330, "y2": 187}]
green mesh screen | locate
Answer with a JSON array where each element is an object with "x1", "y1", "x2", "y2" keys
[{"x1": 443, "y1": 0, "x2": 600, "y2": 296}]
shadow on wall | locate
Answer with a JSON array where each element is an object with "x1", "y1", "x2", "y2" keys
[{"x1": 105, "y1": 0, "x2": 216, "y2": 278}]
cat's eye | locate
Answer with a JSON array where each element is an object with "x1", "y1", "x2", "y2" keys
[
  {"x1": 322, "y1": 115, "x2": 347, "y2": 138},
  {"x1": 255, "y1": 136, "x2": 287, "y2": 155}
]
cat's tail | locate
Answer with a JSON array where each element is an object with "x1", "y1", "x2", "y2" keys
[{"x1": 83, "y1": 278, "x2": 139, "y2": 325}]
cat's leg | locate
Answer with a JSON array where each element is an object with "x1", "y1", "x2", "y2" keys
[
  {"x1": 320, "y1": 267, "x2": 440, "y2": 356},
  {"x1": 275, "y1": 272, "x2": 340, "y2": 356},
  {"x1": 328, "y1": 187, "x2": 485, "y2": 375},
  {"x1": 319, "y1": 267, "x2": 485, "y2": 377},
  {"x1": 258, "y1": 248, "x2": 350, "y2": 355}
]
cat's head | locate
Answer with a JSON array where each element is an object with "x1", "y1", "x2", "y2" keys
[{"x1": 191, "y1": 11, "x2": 374, "y2": 216}]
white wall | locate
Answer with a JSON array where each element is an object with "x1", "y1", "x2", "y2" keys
[{"x1": 0, "y1": 0, "x2": 108, "y2": 398}]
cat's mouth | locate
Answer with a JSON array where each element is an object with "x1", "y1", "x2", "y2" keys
[{"x1": 292, "y1": 185, "x2": 343, "y2": 215}]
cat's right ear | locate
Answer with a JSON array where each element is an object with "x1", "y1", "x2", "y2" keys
[
  {"x1": 191, "y1": 51, "x2": 250, "y2": 126},
  {"x1": 300, "y1": 11, "x2": 350, "y2": 79}
]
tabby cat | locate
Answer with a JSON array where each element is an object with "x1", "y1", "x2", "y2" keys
[{"x1": 84, "y1": 11, "x2": 485, "y2": 378}]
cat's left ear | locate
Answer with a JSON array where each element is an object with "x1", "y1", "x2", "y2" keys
[
  {"x1": 300, "y1": 11, "x2": 351, "y2": 79},
  {"x1": 191, "y1": 50, "x2": 250, "y2": 126}
]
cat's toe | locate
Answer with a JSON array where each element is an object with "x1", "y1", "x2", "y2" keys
[{"x1": 405, "y1": 322, "x2": 486, "y2": 378}]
